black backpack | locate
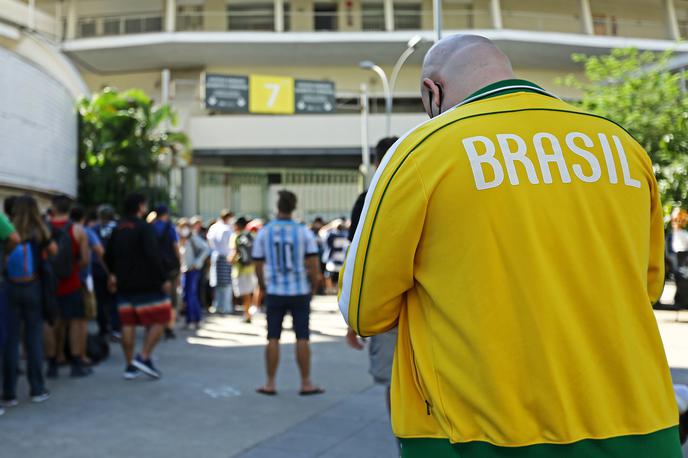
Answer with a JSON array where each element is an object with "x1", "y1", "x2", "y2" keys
[
  {"x1": 50, "y1": 222, "x2": 74, "y2": 280},
  {"x1": 236, "y1": 232, "x2": 254, "y2": 266},
  {"x1": 158, "y1": 221, "x2": 180, "y2": 276}
]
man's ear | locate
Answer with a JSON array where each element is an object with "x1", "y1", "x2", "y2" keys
[{"x1": 422, "y1": 78, "x2": 441, "y2": 113}]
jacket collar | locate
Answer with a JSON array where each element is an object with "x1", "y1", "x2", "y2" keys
[{"x1": 459, "y1": 79, "x2": 559, "y2": 107}]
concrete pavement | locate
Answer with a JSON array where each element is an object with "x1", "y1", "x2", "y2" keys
[
  {"x1": 1, "y1": 296, "x2": 384, "y2": 458},
  {"x1": 2, "y1": 293, "x2": 688, "y2": 457}
]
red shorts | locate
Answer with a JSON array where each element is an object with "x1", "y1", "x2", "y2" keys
[{"x1": 118, "y1": 293, "x2": 172, "y2": 327}]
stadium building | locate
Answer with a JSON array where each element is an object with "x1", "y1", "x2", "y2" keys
[{"x1": 2, "y1": 0, "x2": 688, "y2": 218}]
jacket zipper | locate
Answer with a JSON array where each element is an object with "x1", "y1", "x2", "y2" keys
[{"x1": 409, "y1": 342, "x2": 432, "y2": 416}]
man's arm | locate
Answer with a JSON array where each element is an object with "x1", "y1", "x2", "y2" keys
[
  {"x1": 647, "y1": 173, "x2": 665, "y2": 304},
  {"x1": 73, "y1": 224, "x2": 91, "y2": 268},
  {"x1": 338, "y1": 152, "x2": 427, "y2": 337},
  {"x1": 303, "y1": 229, "x2": 322, "y2": 294},
  {"x1": 305, "y1": 255, "x2": 322, "y2": 294},
  {"x1": 254, "y1": 260, "x2": 266, "y2": 291},
  {"x1": 251, "y1": 229, "x2": 267, "y2": 291}
]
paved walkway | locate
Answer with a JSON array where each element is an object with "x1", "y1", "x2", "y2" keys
[{"x1": 2, "y1": 293, "x2": 688, "y2": 457}]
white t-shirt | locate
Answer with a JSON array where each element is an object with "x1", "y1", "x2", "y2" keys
[
  {"x1": 673, "y1": 229, "x2": 688, "y2": 253},
  {"x1": 207, "y1": 221, "x2": 232, "y2": 256}
]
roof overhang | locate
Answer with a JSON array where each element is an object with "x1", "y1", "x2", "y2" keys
[{"x1": 62, "y1": 29, "x2": 688, "y2": 74}]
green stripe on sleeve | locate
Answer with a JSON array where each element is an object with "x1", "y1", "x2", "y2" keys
[{"x1": 400, "y1": 426, "x2": 682, "y2": 458}]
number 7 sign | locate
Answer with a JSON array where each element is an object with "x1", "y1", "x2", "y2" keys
[{"x1": 249, "y1": 75, "x2": 295, "y2": 114}]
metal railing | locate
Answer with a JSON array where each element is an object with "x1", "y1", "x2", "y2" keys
[
  {"x1": 502, "y1": 10, "x2": 583, "y2": 34},
  {"x1": 75, "y1": 12, "x2": 163, "y2": 38},
  {"x1": 70, "y1": 9, "x2": 668, "y2": 39}
]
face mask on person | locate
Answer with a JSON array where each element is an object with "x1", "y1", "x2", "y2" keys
[{"x1": 180, "y1": 227, "x2": 191, "y2": 238}]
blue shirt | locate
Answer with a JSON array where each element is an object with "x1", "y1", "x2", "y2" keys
[
  {"x1": 81, "y1": 227, "x2": 102, "y2": 280},
  {"x1": 152, "y1": 219, "x2": 179, "y2": 243},
  {"x1": 252, "y1": 219, "x2": 318, "y2": 296}
]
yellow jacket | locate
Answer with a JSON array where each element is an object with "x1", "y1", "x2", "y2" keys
[{"x1": 339, "y1": 80, "x2": 677, "y2": 452}]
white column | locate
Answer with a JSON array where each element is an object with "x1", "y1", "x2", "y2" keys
[
  {"x1": 164, "y1": 0, "x2": 176, "y2": 32},
  {"x1": 665, "y1": 0, "x2": 681, "y2": 40},
  {"x1": 28, "y1": 0, "x2": 36, "y2": 30},
  {"x1": 384, "y1": 0, "x2": 394, "y2": 31},
  {"x1": 275, "y1": 0, "x2": 285, "y2": 32},
  {"x1": 490, "y1": 0, "x2": 502, "y2": 29},
  {"x1": 182, "y1": 167, "x2": 199, "y2": 217},
  {"x1": 433, "y1": 0, "x2": 442, "y2": 41},
  {"x1": 580, "y1": 0, "x2": 594, "y2": 34},
  {"x1": 66, "y1": 0, "x2": 77, "y2": 40}
]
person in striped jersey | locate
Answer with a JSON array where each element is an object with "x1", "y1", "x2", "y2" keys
[{"x1": 252, "y1": 190, "x2": 324, "y2": 396}]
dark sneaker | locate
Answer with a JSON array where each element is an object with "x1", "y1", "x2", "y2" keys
[
  {"x1": 70, "y1": 362, "x2": 93, "y2": 378},
  {"x1": 123, "y1": 365, "x2": 140, "y2": 380},
  {"x1": 164, "y1": 328, "x2": 176, "y2": 340},
  {"x1": 46, "y1": 359, "x2": 58, "y2": 379},
  {"x1": 31, "y1": 391, "x2": 50, "y2": 403},
  {"x1": 132, "y1": 355, "x2": 161, "y2": 379},
  {"x1": 1, "y1": 398, "x2": 18, "y2": 408}
]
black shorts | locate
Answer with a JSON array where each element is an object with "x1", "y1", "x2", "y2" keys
[
  {"x1": 266, "y1": 294, "x2": 311, "y2": 341},
  {"x1": 57, "y1": 291, "x2": 86, "y2": 320}
]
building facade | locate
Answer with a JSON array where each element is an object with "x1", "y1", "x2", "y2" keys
[{"x1": 2, "y1": 0, "x2": 687, "y2": 219}]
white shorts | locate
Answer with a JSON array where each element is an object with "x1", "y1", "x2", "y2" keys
[{"x1": 232, "y1": 274, "x2": 256, "y2": 297}]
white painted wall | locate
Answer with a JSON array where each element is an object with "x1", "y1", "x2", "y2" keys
[
  {"x1": 0, "y1": 47, "x2": 78, "y2": 197},
  {"x1": 189, "y1": 113, "x2": 426, "y2": 150}
]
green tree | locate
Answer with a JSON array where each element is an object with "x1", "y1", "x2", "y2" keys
[
  {"x1": 77, "y1": 87, "x2": 190, "y2": 212},
  {"x1": 561, "y1": 48, "x2": 688, "y2": 208}
]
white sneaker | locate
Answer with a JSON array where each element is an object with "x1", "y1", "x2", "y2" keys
[
  {"x1": 1, "y1": 399, "x2": 18, "y2": 408},
  {"x1": 0, "y1": 406, "x2": 5, "y2": 416},
  {"x1": 31, "y1": 391, "x2": 50, "y2": 403},
  {"x1": 123, "y1": 365, "x2": 140, "y2": 380}
]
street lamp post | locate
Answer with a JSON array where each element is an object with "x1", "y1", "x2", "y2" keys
[{"x1": 359, "y1": 35, "x2": 423, "y2": 138}]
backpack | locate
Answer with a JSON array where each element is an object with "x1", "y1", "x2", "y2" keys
[
  {"x1": 158, "y1": 221, "x2": 180, "y2": 276},
  {"x1": 6, "y1": 242, "x2": 36, "y2": 281},
  {"x1": 50, "y1": 222, "x2": 74, "y2": 280},
  {"x1": 236, "y1": 232, "x2": 254, "y2": 266}
]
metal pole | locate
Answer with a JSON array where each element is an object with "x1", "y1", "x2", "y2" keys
[
  {"x1": 360, "y1": 83, "x2": 371, "y2": 188},
  {"x1": 370, "y1": 66, "x2": 392, "y2": 137},
  {"x1": 390, "y1": 46, "x2": 417, "y2": 99},
  {"x1": 433, "y1": 0, "x2": 442, "y2": 42}
]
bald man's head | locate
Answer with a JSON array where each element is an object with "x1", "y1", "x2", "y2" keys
[{"x1": 421, "y1": 35, "x2": 514, "y2": 118}]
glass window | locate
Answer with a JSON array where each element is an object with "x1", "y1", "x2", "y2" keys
[
  {"x1": 227, "y1": 3, "x2": 274, "y2": 31},
  {"x1": 78, "y1": 19, "x2": 96, "y2": 38},
  {"x1": 362, "y1": 3, "x2": 385, "y2": 31},
  {"x1": 103, "y1": 17, "x2": 121, "y2": 35},
  {"x1": 394, "y1": 2, "x2": 421, "y2": 30},
  {"x1": 314, "y1": 3, "x2": 338, "y2": 31}
]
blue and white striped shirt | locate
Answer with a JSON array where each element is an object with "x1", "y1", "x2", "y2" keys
[{"x1": 252, "y1": 219, "x2": 319, "y2": 296}]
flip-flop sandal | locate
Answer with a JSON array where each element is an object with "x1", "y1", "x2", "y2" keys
[
  {"x1": 299, "y1": 388, "x2": 325, "y2": 396},
  {"x1": 256, "y1": 387, "x2": 277, "y2": 396}
]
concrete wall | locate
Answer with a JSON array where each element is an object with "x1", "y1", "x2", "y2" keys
[
  {"x1": 0, "y1": 47, "x2": 78, "y2": 197},
  {"x1": 589, "y1": 0, "x2": 667, "y2": 39}
]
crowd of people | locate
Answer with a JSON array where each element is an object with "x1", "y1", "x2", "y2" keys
[{"x1": 0, "y1": 188, "x2": 362, "y2": 416}]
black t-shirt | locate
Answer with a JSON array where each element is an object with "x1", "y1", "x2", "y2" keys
[{"x1": 348, "y1": 191, "x2": 367, "y2": 242}]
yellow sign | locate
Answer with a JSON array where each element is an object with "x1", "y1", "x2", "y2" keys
[{"x1": 249, "y1": 75, "x2": 295, "y2": 114}]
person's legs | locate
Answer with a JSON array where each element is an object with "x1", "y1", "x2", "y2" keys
[
  {"x1": 217, "y1": 286, "x2": 232, "y2": 314},
  {"x1": 187, "y1": 270, "x2": 202, "y2": 324},
  {"x1": 295, "y1": 339, "x2": 313, "y2": 389},
  {"x1": 22, "y1": 284, "x2": 46, "y2": 397},
  {"x1": 2, "y1": 296, "x2": 20, "y2": 401},
  {"x1": 54, "y1": 318, "x2": 66, "y2": 364},
  {"x1": 290, "y1": 295, "x2": 322, "y2": 393},
  {"x1": 120, "y1": 325, "x2": 136, "y2": 365},
  {"x1": 94, "y1": 278, "x2": 110, "y2": 336},
  {"x1": 264, "y1": 339, "x2": 280, "y2": 391},
  {"x1": 69, "y1": 319, "x2": 88, "y2": 363},
  {"x1": 259, "y1": 295, "x2": 286, "y2": 393},
  {"x1": 141, "y1": 324, "x2": 164, "y2": 360}
]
